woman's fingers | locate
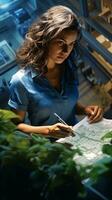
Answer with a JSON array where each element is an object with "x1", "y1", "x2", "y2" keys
[
  {"x1": 49, "y1": 123, "x2": 73, "y2": 137},
  {"x1": 88, "y1": 107, "x2": 103, "y2": 123},
  {"x1": 85, "y1": 105, "x2": 103, "y2": 123},
  {"x1": 88, "y1": 106, "x2": 98, "y2": 119},
  {"x1": 89, "y1": 112, "x2": 103, "y2": 123},
  {"x1": 57, "y1": 124, "x2": 74, "y2": 136},
  {"x1": 57, "y1": 123, "x2": 73, "y2": 132}
]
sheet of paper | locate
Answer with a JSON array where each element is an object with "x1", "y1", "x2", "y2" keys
[{"x1": 57, "y1": 117, "x2": 112, "y2": 165}]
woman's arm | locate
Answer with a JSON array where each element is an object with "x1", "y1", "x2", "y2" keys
[
  {"x1": 17, "y1": 123, "x2": 51, "y2": 134},
  {"x1": 12, "y1": 109, "x2": 73, "y2": 137},
  {"x1": 76, "y1": 102, "x2": 103, "y2": 123}
]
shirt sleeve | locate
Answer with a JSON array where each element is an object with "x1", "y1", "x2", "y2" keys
[{"x1": 8, "y1": 78, "x2": 29, "y2": 111}]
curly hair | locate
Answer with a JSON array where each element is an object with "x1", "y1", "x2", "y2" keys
[{"x1": 16, "y1": 5, "x2": 79, "y2": 72}]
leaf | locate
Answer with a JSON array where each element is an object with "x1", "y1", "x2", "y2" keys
[
  {"x1": 0, "y1": 109, "x2": 18, "y2": 120},
  {"x1": 31, "y1": 134, "x2": 49, "y2": 144},
  {"x1": 102, "y1": 144, "x2": 112, "y2": 156},
  {"x1": 101, "y1": 131, "x2": 112, "y2": 140},
  {"x1": 0, "y1": 145, "x2": 11, "y2": 151}
]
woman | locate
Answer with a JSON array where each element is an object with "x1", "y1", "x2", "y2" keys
[{"x1": 8, "y1": 5, "x2": 103, "y2": 137}]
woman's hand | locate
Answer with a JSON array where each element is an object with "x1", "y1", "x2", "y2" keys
[
  {"x1": 84, "y1": 105, "x2": 103, "y2": 123},
  {"x1": 48, "y1": 123, "x2": 73, "y2": 138}
]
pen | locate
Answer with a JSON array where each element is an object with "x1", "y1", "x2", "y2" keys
[
  {"x1": 54, "y1": 112, "x2": 75, "y2": 136},
  {"x1": 54, "y1": 112, "x2": 68, "y2": 125}
]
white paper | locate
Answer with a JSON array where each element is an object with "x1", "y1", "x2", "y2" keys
[{"x1": 57, "y1": 117, "x2": 112, "y2": 165}]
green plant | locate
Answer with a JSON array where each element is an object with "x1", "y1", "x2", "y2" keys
[
  {"x1": 101, "y1": 131, "x2": 112, "y2": 157},
  {"x1": 0, "y1": 109, "x2": 85, "y2": 200},
  {"x1": 0, "y1": 109, "x2": 112, "y2": 200},
  {"x1": 86, "y1": 131, "x2": 112, "y2": 181}
]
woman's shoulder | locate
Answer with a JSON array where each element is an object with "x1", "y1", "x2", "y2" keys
[{"x1": 10, "y1": 67, "x2": 31, "y2": 85}]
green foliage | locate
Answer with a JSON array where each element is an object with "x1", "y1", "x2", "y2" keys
[
  {"x1": 86, "y1": 156, "x2": 112, "y2": 181},
  {"x1": 0, "y1": 109, "x2": 85, "y2": 200},
  {"x1": 101, "y1": 131, "x2": 112, "y2": 140},
  {"x1": 102, "y1": 144, "x2": 112, "y2": 156},
  {"x1": 0, "y1": 109, "x2": 16, "y2": 136},
  {"x1": 0, "y1": 109, "x2": 112, "y2": 200},
  {"x1": 88, "y1": 130, "x2": 112, "y2": 183},
  {"x1": 101, "y1": 130, "x2": 112, "y2": 156},
  {"x1": 86, "y1": 130, "x2": 112, "y2": 184}
]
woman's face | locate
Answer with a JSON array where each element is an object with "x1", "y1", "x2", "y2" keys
[{"x1": 47, "y1": 30, "x2": 78, "y2": 65}]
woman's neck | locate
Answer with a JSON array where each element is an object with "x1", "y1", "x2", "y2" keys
[
  {"x1": 45, "y1": 59, "x2": 64, "y2": 90},
  {"x1": 47, "y1": 58, "x2": 58, "y2": 71}
]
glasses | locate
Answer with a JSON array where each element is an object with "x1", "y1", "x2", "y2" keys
[{"x1": 53, "y1": 35, "x2": 81, "y2": 53}]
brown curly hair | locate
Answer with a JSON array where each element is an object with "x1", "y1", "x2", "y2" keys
[{"x1": 16, "y1": 5, "x2": 79, "y2": 72}]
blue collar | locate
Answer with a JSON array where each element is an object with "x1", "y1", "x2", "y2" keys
[{"x1": 29, "y1": 67, "x2": 40, "y2": 79}]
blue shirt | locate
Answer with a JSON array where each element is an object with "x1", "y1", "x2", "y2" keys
[{"x1": 8, "y1": 59, "x2": 79, "y2": 126}]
